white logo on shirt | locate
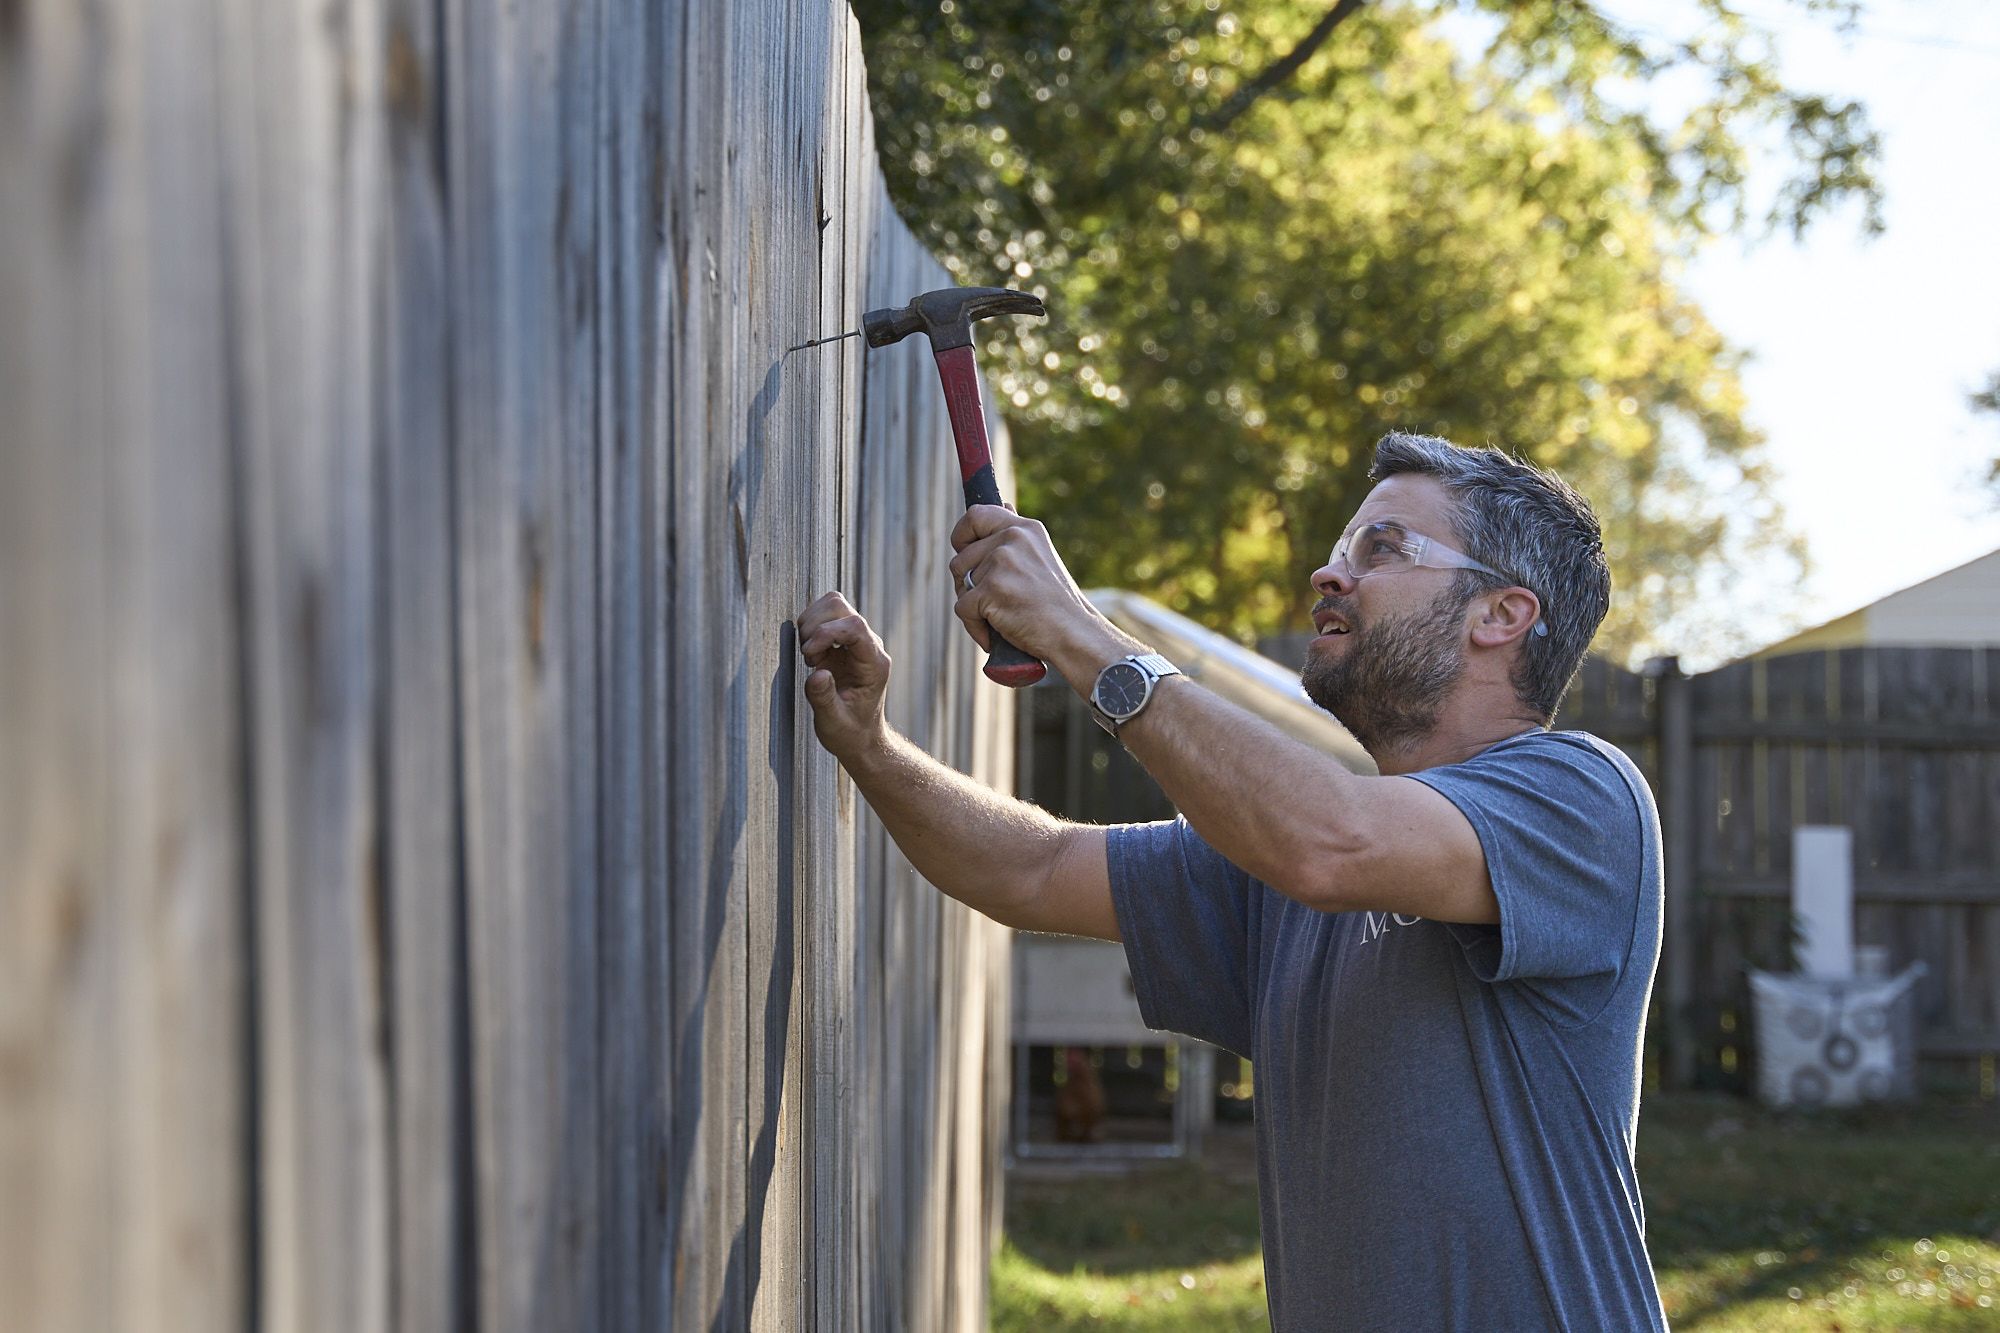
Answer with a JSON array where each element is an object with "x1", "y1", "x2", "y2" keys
[{"x1": 1359, "y1": 910, "x2": 1426, "y2": 944}]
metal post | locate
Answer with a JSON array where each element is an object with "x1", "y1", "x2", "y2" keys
[{"x1": 1654, "y1": 657, "x2": 1698, "y2": 1089}]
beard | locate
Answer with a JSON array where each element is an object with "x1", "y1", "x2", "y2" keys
[{"x1": 1301, "y1": 583, "x2": 1470, "y2": 755}]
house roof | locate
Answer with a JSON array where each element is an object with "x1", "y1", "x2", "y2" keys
[{"x1": 1754, "y1": 545, "x2": 2000, "y2": 657}]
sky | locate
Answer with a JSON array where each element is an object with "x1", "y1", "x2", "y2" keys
[{"x1": 1609, "y1": 0, "x2": 2000, "y2": 650}]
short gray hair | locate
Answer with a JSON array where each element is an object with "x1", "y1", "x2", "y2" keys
[{"x1": 1369, "y1": 433, "x2": 1610, "y2": 719}]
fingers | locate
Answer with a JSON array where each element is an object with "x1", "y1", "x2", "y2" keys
[
  {"x1": 793, "y1": 593, "x2": 897, "y2": 768},
  {"x1": 946, "y1": 542, "x2": 988, "y2": 590},
  {"x1": 947, "y1": 513, "x2": 1051, "y2": 587},
  {"x1": 949, "y1": 503, "x2": 1029, "y2": 552},
  {"x1": 798, "y1": 612, "x2": 884, "y2": 670},
  {"x1": 946, "y1": 547, "x2": 993, "y2": 648},
  {"x1": 796, "y1": 592, "x2": 865, "y2": 654},
  {"x1": 795, "y1": 593, "x2": 890, "y2": 681},
  {"x1": 794, "y1": 589, "x2": 856, "y2": 642},
  {"x1": 952, "y1": 590, "x2": 992, "y2": 652}
]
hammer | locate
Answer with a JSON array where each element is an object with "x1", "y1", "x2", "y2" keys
[{"x1": 798, "y1": 285, "x2": 1050, "y2": 687}]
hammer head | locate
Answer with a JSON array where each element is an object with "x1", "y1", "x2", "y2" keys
[{"x1": 862, "y1": 286, "x2": 1046, "y2": 353}]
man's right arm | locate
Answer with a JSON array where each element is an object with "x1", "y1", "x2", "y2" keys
[{"x1": 795, "y1": 591, "x2": 1119, "y2": 942}]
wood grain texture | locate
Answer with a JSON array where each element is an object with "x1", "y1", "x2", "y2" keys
[
  {"x1": 212, "y1": 0, "x2": 400, "y2": 1325},
  {"x1": 380, "y1": 1, "x2": 476, "y2": 1328},
  {"x1": 2, "y1": 2, "x2": 247, "y2": 1329},
  {"x1": 5, "y1": 0, "x2": 1011, "y2": 1328}
]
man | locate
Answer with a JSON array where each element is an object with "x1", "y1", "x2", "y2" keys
[{"x1": 795, "y1": 432, "x2": 1667, "y2": 1330}]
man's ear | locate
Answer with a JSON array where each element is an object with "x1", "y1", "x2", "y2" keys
[{"x1": 1468, "y1": 587, "x2": 1543, "y2": 650}]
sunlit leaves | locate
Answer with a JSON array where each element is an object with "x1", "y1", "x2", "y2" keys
[{"x1": 851, "y1": 0, "x2": 1868, "y2": 658}]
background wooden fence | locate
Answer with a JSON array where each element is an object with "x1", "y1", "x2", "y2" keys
[
  {"x1": 2, "y1": 2, "x2": 1010, "y2": 1330},
  {"x1": 1558, "y1": 647, "x2": 2000, "y2": 1092}
]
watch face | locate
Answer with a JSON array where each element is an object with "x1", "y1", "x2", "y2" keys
[{"x1": 1096, "y1": 661, "x2": 1149, "y2": 718}]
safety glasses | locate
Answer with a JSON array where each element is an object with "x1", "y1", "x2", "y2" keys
[{"x1": 1326, "y1": 521, "x2": 1549, "y2": 637}]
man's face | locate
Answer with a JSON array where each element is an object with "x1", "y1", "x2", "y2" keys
[{"x1": 1301, "y1": 475, "x2": 1474, "y2": 752}]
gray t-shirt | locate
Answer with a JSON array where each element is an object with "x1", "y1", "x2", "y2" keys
[{"x1": 1106, "y1": 729, "x2": 1667, "y2": 1331}]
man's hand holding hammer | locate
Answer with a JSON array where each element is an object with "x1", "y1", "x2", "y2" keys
[
  {"x1": 793, "y1": 503, "x2": 1147, "y2": 944},
  {"x1": 945, "y1": 504, "x2": 1150, "y2": 694}
]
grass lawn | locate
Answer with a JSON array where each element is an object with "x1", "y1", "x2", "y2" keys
[{"x1": 992, "y1": 1096, "x2": 2000, "y2": 1330}]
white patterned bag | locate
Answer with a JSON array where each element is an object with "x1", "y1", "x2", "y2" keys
[{"x1": 1748, "y1": 965, "x2": 1926, "y2": 1108}]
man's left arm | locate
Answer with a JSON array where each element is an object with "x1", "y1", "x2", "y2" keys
[{"x1": 947, "y1": 506, "x2": 1497, "y2": 925}]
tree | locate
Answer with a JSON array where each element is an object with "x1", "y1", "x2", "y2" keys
[
  {"x1": 851, "y1": 1, "x2": 1879, "y2": 660},
  {"x1": 1974, "y1": 369, "x2": 2000, "y2": 494}
]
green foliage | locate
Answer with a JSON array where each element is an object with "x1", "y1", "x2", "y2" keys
[{"x1": 852, "y1": 1, "x2": 1878, "y2": 658}]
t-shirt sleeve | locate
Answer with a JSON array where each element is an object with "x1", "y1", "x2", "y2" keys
[
  {"x1": 1105, "y1": 817, "x2": 1262, "y2": 1057},
  {"x1": 1407, "y1": 734, "x2": 1649, "y2": 1027}
]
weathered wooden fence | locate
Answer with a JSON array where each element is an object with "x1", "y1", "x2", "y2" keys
[
  {"x1": 1559, "y1": 647, "x2": 2000, "y2": 1092},
  {"x1": 2, "y1": 2, "x2": 1010, "y2": 1330}
]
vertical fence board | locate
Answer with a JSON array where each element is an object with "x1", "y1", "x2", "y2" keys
[
  {"x1": 2, "y1": 1, "x2": 248, "y2": 1329},
  {"x1": 111, "y1": 0, "x2": 250, "y2": 1312},
  {"x1": 215, "y1": 0, "x2": 399, "y2": 1325},
  {"x1": 448, "y1": 0, "x2": 605, "y2": 1326},
  {"x1": 664, "y1": 0, "x2": 734, "y2": 1324},
  {"x1": 595, "y1": 0, "x2": 665, "y2": 1325},
  {"x1": 381, "y1": 0, "x2": 474, "y2": 1327},
  {"x1": 803, "y1": 13, "x2": 877, "y2": 1326}
]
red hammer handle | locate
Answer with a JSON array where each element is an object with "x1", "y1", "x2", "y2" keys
[{"x1": 932, "y1": 345, "x2": 1048, "y2": 688}]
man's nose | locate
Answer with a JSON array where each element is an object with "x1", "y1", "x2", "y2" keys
[{"x1": 1311, "y1": 557, "x2": 1354, "y2": 599}]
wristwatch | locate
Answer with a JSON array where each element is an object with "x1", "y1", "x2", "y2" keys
[{"x1": 1088, "y1": 653, "x2": 1182, "y2": 736}]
